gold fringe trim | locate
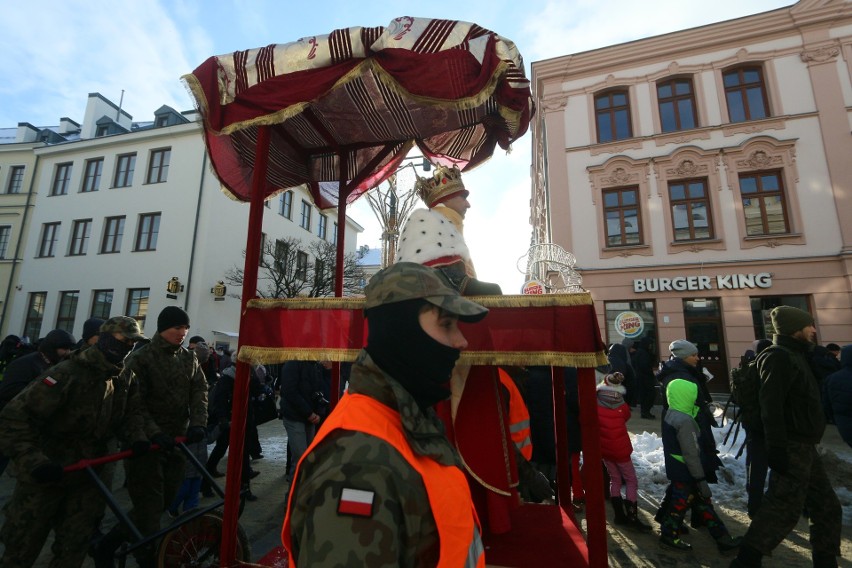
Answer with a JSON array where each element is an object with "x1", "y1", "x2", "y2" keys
[
  {"x1": 237, "y1": 346, "x2": 360, "y2": 365},
  {"x1": 459, "y1": 351, "x2": 608, "y2": 368},
  {"x1": 247, "y1": 297, "x2": 365, "y2": 310},
  {"x1": 246, "y1": 292, "x2": 594, "y2": 311},
  {"x1": 237, "y1": 346, "x2": 607, "y2": 368},
  {"x1": 466, "y1": 293, "x2": 594, "y2": 308}
]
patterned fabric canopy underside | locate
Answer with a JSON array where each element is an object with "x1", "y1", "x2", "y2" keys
[{"x1": 182, "y1": 16, "x2": 534, "y2": 209}]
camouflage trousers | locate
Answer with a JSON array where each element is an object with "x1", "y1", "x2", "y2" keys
[
  {"x1": 0, "y1": 474, "x2": 106, "y2": 568},
  {"x1": 123, "y1": 449, "x2": 185, "y2": 564},
  {"x1": 742, "y1": 441, "x2": 841, "y2": 556}
]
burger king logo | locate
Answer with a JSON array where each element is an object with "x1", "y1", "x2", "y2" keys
[
  {"x1": 615, "y1": 311, "x2": 644, "y2": 338},
  {"x1": 521, "y1": 280, "x2": 545, "y2": 295}
]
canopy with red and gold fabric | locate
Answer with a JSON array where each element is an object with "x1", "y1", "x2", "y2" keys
[{"x1": 182, "y1": 17, "x2": 534, "y2": 209}]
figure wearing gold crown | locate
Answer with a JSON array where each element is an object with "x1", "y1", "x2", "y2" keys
[
  {"x1": 396, "y1": 164, "x2": 502, "y2": 296},
  {"x1": 396, "y1": 165, "x2": 549, "y2": 536}
]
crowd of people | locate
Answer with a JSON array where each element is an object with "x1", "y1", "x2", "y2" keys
[{"x1": 0, "y1": 162, "x2": 846, "y2": 568}]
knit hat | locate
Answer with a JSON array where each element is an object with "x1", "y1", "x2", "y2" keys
[
  {"x1": 603, "y1": 371, "x2": 624, "y2": 385},
  {"x1": 157, "y1": 306, "x2": 190, "y2": 333},
  {"x1": 82, "y1": 318, "x2": 106, "y2": 343},
  {"x1": 770, "y1": 306, "x2": 814, "y2": 336},
  {"x1": 189, "y1": 335, "x2": 205, "y2": 345},
  {"x1": 193, "y1": 341, "x2": 211, "y2": 363},
  {"x1": 669, "y1": 339, "x2": 698, "y2": 359}
]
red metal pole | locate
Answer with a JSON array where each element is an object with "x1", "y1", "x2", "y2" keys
[
  {"x1": 577, "y1": 366, "x2": 607, "y2": 567},
  {"x1": 220, "y1": 126, "x2": 271, "y2": 566}
]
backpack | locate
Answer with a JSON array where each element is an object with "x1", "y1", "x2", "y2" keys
[
  {"x1": 729, "y1": 344, "x2": 794, "y2": 423},
  {"x1": 729, "y1": 359, "x2": 760, "y2": 421}
]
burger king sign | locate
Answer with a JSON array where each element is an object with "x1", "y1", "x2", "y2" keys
[{"x1": 614, "y1": 311, "x2": 644, "y2": 339}]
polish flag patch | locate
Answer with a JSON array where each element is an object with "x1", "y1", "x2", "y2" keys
[
  {"x1": 41, "y1": 376, "x2": 57, "y2": 387},
  {"x1": 338, "y1": 488, "x2": 375, "y2": 517}
]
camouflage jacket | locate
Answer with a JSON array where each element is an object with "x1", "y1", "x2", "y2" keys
[
  {"x1": 123, "y1": 333, "x2": 208, "y2": 437},
  {"x1": 286, "y1": 350, "x2": 461, "y2": 567},
  {"x1": 0, "y1": 346, "x2": 146, "y2": 481}
]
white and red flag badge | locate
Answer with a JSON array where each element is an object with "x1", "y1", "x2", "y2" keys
[
  {"x1": 41, "y1": 376, "x2": 57, "y2": 387},
  {"x1": 338, "y1": 488, "x2": 375, "y2": 517}
]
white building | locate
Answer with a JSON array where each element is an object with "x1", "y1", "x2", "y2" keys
[
  {"x1": 0, "y1": 93, "x2": 363, "y2": 348},
  {"x1": 530, "y1": 0, "x2": 852, "y2": 389}
]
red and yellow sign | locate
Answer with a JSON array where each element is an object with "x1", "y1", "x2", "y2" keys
[
  {"x1": 614, "y1": 311, "x2": 644, "y2": 338},
  {"x1": 521, "y1": 280, "x2": 545, "y2": 295}
]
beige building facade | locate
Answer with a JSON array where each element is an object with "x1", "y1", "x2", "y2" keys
[{"x1": 530, "y1": 0, "x2": 852, "y2": 389}]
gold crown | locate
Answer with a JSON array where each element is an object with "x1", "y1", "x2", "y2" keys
[{"x1": 415, "y1": 164, "x2": 468, "y2": 208}]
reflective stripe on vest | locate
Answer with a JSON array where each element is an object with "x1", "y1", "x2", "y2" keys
[
  {"x1": 498, "y1": 369, "x2": 533, "y2": 460},
  {"x1": 282, "y1": 393, "x2": 485, "y2": 567}
]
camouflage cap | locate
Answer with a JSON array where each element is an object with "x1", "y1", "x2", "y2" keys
[
  {"x1": 364, "y1": 262, "x2": 488, "y2": 323},
  {"x1": 100, "y1": 316, "x2": 146, "y2": 341}
]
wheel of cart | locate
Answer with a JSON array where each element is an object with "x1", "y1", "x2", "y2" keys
[
  {"x1": 65, "y1": 438, "x2": 251, "y2": 568},
  {"x1": 157, "y1": 509, "x2": 250, "y2": 567}
]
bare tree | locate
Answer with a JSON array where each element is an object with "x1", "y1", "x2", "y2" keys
[
  {"x1": 364, "y1": 161, "x2": 425, "y2": 268},
  {"x1": 225, "y1": 237, "x2": 365, "y2": 298}
]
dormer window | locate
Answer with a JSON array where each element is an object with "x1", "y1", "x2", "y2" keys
[
  {"x1": 155, "y1": 115, "x2": 169, "y2": 128},
  {"x1": 96, "y1": 125, "x2": 109, "y2": 137}
]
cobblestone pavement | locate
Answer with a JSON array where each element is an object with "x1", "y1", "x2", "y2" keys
[{"x1": 1, "y1": 408, "x2": 849, "y2": 567}]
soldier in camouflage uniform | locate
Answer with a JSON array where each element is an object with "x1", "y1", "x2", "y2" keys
[
  {"x1": 282, "y1": 262, "x2": 488, "y2": 567},
  {"x1": 95, "y1": 306, "x2": 208, "y2": 568},
  {"x1": 731, "y1": 306, "x2": 842, "y2": 568},
  {"x1": 0, "y1": 316, "x2": 149, "y2": 568}
]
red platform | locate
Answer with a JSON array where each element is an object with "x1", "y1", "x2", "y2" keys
[{"x1": 239, "y1": 294, "x2": 610, "y2": 568}]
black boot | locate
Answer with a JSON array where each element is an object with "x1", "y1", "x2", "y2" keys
[
  {"x1": 812, "y1": 551, "x2": 838, "y2": 568},
  {"x1": 730, "y1": 544, "x2": 762, "y2": 567},
  {"x1": 716, "y1": 534, "x2": 743, "y2": 554},
  {"x1": 91, "y1": 525, "x2": 124, "y2": 568},
  {"x1": 610, "y1": 496, "x2": 629, "y2": 526},
  {"x1": 624, "y1": 500, "x2": 652, "y2": 532}
]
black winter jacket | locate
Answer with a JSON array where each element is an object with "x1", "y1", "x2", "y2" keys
[
  {"x1": 279, "y1": 361, "x2": 328, "y2": 422},
  {"x1": 759, "y1": 334, "x2": 826, "y2": 447},
  {"x1": 823, "y1": 345, "x2": 852, "y2": 447}
]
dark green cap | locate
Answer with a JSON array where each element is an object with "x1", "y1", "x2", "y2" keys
[
  {"x1": 100, "y1": 316, "x2": 146, "y2": 341},
  {"x1": 364, "y1": 262, "x2": 488, "y2": 323}
]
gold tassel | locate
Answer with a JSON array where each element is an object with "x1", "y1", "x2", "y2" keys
[
  {"x1": 237, "y1": 346, "x2": 607, "y2": 368},
  {"x1": 246, "y1": 292, "x2": 595, "y2": 311},
  {"x1": 247, "y1": 297, "x2": 365, "y2": 310},
  {"x1": 458, "y1": 350, "x2": 608, "y2": 367},
  {"x1": 237, "y1": 346, "x2": 360, "y2": 365}
]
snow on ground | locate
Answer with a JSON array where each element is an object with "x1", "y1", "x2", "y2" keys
[{"x1": 628, "y1": 416, "x2": 852, "y2": 527}]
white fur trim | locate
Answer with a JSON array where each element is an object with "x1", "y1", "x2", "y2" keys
[{"x1": 396, "y1": 208, "x2": 472, "y2": 268}]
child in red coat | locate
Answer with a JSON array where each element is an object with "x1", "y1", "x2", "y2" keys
[{"x1": 597, "y1": 372, "x2": 651, "y2": 531}]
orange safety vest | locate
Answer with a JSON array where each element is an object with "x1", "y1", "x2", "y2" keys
[
  {"x1": 498, "y1": 369, "x2": 533, "y2": 460},
  {"x1": 282, "y1": 392, "x2": 486, "y2": 567}
]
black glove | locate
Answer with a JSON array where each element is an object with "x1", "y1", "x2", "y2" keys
[
  {"x1": 697, "y1": 479, "x2": 712, "y2": 500},
  {"x1": 151, "y1": 432, "x2": 175, "y2": 452},
  {"x1": 767, "y1": 446, "x2": 789, "y2": 474},
  {"x1": 131, "y1": 439, "x2": 151, "y2": 457},
  {"x1": 31, "y1": 462, "x2": 64, "y2": 484},
  {"x1": 185, "y1": 426, "x2": 206, "y2": 444}
]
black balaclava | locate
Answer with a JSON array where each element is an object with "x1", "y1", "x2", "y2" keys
[
  {"x1": 365, "y1": 298, "x2": 461, "y2": 411},
  {"x1": 97, "y1": 332, "x2": 134, "y2": 366}
]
